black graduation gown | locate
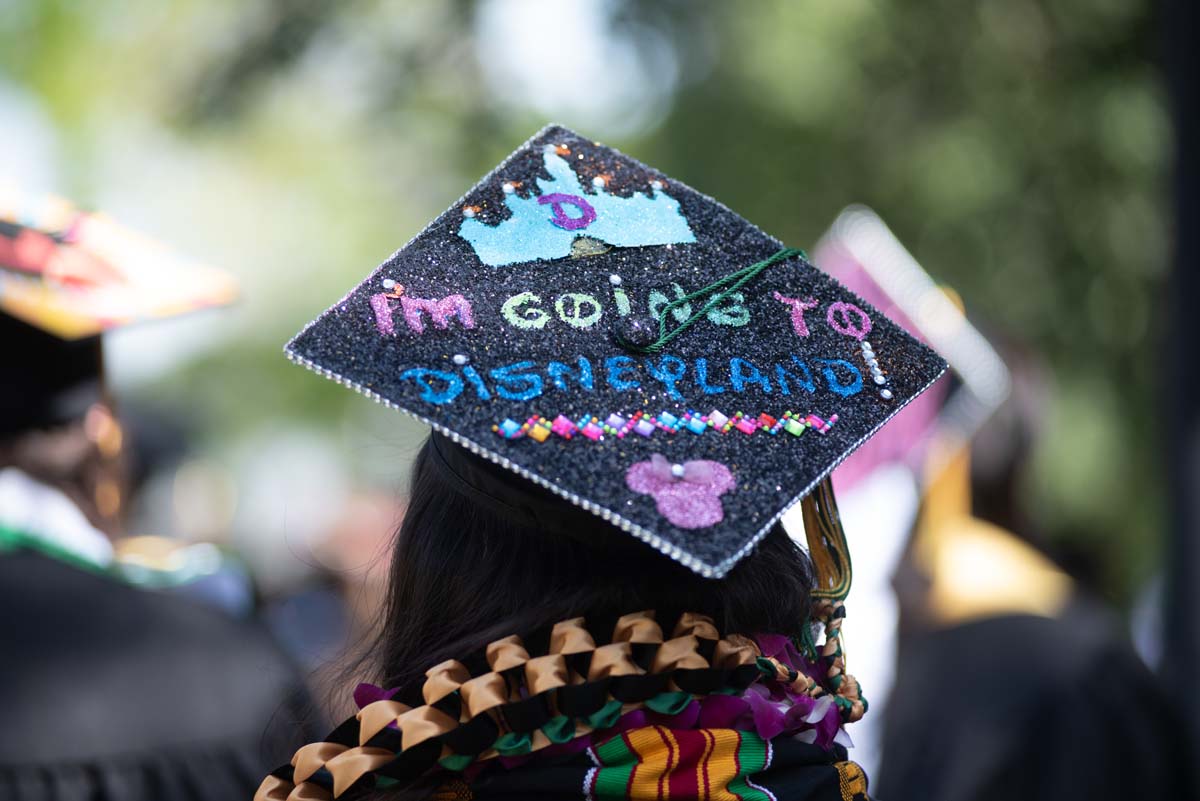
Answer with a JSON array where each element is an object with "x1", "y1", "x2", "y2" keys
[
  {"x1": 875, "y1": 599, "x2": 1192, "y2": 801},
  {"x1": 0, "y1": 550, "x2": 319, "y2": 801}
]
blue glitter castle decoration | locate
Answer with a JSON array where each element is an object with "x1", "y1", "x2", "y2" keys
[{"x1": 459, "y1": 146, "x2": 696, "y2": 267}]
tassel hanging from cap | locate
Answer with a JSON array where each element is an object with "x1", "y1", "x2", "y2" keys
[
  {"x1": 803, "y1": 478, "x2": 852, "y2": 602},
  {"x1": 800, "y1": 478, "x2": 867, "y2": 723}
]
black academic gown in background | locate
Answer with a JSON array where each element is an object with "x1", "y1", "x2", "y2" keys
[
  {"x1": 0, "y1": 550, "x2": 319, "y2": 801},
  {"x1": 875, "y1": 599, "x2": 1191, "y2": 801}
]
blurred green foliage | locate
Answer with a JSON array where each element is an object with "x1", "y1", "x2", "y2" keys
[{"x1": 0, "y1": 0, "x2": 1168, "y2": 600}]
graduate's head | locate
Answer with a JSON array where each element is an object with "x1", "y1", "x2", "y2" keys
[
  {"x1": 0, "y1": 189, "x2": 236, "y2": 531},
  {"x1": 0, "y1": 313, "x2": 125, "y2": 530},
  {"x1": 369, "y1": 432, "x2": 816, "y2": 704},
  {"x1": 0, "y1": 312, "x2": 104, "y2": 438}
]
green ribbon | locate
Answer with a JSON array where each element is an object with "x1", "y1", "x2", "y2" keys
[
  {"x1": 584, "y1": 699, "x2": 625, "y2": 729},
  {"x1": 618, "y1": 246, "x2": 807, "y2": 353},
  {"x1": 644, "y1": 690, "x2": 693, "y2": 716},
  {"x1": 541, "y1": 715, "x2": 576, "y2": 744},
  {"x1": 494, "y1": 731, "x2": 533, "y2": 756},
  {"x1": 797, "y1": 626, "x2": 818, "y2": 662},
  {"x1": 437, "y1": 754, "x2": 475, "y2": 772}
]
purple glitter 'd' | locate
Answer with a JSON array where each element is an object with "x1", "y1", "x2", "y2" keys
[{"x1": 537, "y1": 192, "x2": 597, "y2": 231}]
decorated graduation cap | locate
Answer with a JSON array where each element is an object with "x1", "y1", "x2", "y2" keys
[
  {"x1": 287, "y1": 125, "x2": 947, "y2": 579},
  {"x1": 0, "y1": 182, "x2": 237, "y2": 433},
  {"x1": 0, "y1": 180, "x2": 237, "y2": 340},
  {"x1": 814, "y1": 205, "x2": 1010, "y2": 490}
]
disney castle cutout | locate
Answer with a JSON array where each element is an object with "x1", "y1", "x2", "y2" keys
[{"x1": 458, "y1": 145, "x2": 696, "y2": 267}]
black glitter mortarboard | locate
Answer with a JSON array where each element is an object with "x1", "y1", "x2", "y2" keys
[{"x1": 286, "y1": 125, "x2": 947, "y2": 577}]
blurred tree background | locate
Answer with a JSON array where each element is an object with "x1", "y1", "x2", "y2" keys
[{"x1": 0, "y1": 0, "x2": 1168, "y2": 602}]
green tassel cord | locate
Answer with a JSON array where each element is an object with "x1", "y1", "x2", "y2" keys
[{"x1": 617, "y1": 247, "x2": 806, "y2": 353}]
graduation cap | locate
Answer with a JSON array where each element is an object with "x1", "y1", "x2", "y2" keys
[
  {"x1": 0, "y1": 181, "x2": 237, "y2": 340},
  {"x1": 0, "y1": 183, "x2": 237, "y2": 434},
  {"x1": 814, "y1": 205, "x2": 1010, "y2": 490},
  {"x1": 286, "y1": 126, "x2": 947, "y2": 578}
]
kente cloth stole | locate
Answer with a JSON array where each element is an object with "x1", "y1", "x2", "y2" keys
[{"x1": 436, "y1": 726, "x2": 869, "y2": 801}]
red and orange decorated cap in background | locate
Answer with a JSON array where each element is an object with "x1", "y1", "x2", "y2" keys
[{"x1": 0, "y1": 180, "x2": 237, "y2": 340}]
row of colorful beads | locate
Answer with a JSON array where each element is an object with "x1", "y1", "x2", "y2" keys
[{"x1": 492, "y1": 409, "x2": 839, "y2": 442}]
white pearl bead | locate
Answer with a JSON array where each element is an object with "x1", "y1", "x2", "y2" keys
[
  {"x1": 501, "y1": 182, "x2": 515, "y2": 194},
  {"x1": 671, "y1": 463, "x2": 686, "y2": 479},
  {"x1": 592, "y1": 176, "x2": 606, "y2": 188},
  {"x1": 881, "y1": 388, "x2": 894, "y2": 400},
  {"x1": 609, "y1": 274, "x2": 622, "y2": 286},
  {"x1": 452, "y1": 354, "x2": 469, "y2": 366},
  {"x1": 462, "y1": 207, "x2": 476, "y2": 218},
  {"x1": 873, "y1": 375, "x2": 887, "y2": 385},
  {"x1": 381, "y1": 278, "x2": 396, "y2": 289},
  {"x1": 651, "y1": 180, "x2": 663, "y2": 190}
]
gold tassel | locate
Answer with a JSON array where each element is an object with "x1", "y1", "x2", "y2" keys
[
  {"x1": 802, "y1": 478, "x2": 852, "y2": 601},
  {"x1": 801, "y1": 478, "x2": 866, "y2": 722}
]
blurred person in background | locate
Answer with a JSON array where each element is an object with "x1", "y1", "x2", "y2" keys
[
  {"x1": 262, "y1": 490, "x2": 399, "y2": 724},
  {"x1": 874, "y1": 348, "x2": 1192, "y2": 800},
  {"x1": 0, "y1": 204, "x2": 319, "y2": 800}
]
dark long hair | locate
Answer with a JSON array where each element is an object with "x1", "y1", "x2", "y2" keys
[{"x1": 363, "y1": 434, "x2": 815, "y2": 708}]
